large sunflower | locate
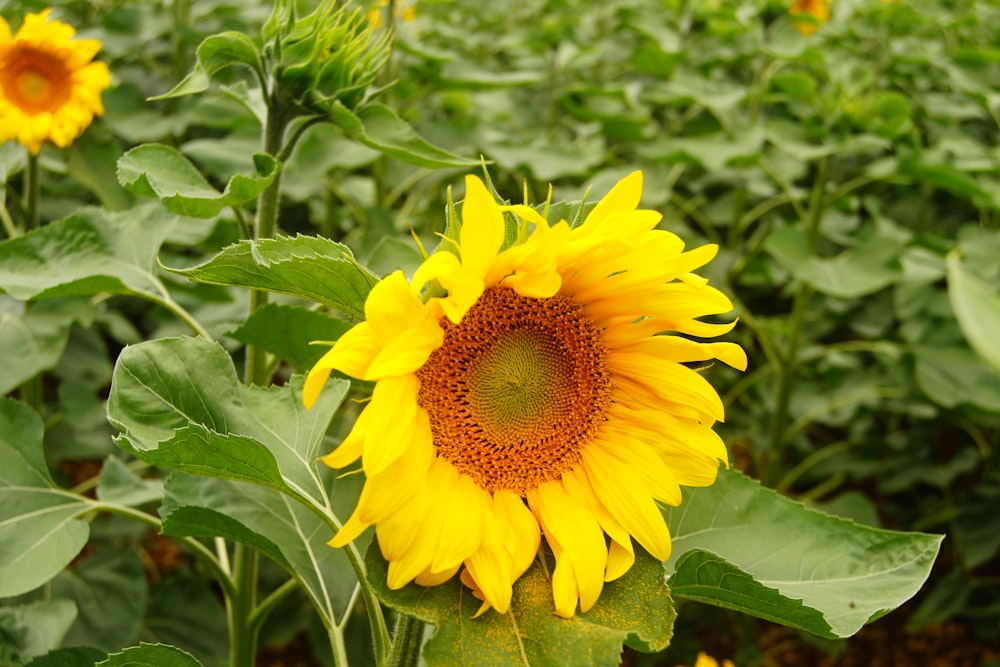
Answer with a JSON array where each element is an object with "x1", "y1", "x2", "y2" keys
[
  {"x1": 0, "y1": 9, "x2": 111, "y2": 155},
  {"x1": 304, "y1": 172, "x2": 746, "y2": 618}
]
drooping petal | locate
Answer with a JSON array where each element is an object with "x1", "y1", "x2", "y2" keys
[
  {"x1": 581, "y1": 444, "x2": 673, "y2": 562},
  {"x1": 528, "y1": 477, "x2": 607, "y2": 615}
]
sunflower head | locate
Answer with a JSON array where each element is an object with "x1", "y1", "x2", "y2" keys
[
  {"x1": 269, "y1": 0, "x2": 391, "y2": 114},
  {"x1": 0, "y1": 9, "x2": 111, "y2": 155},
  {"x1": 790, "y1": 0, "x2": 831, "y2": 34},
  {"x1": 306, "y1": 171, "x2": 746, "y2": 618}
]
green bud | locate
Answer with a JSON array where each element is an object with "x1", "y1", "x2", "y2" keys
[{"x1": 270, "y1": 0, "x2": 391, "y2": 115}]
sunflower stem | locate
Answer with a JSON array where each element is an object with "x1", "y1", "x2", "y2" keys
[
  {"x1": 23, "y1": 153, "x2": 40, "y2": 232},
  {"x1": 244, "y1": 97, "x2": 289, "y2": 387},
  {"x1": 16, "y1": 154, "x2": 44, "y2": 410},
  {"x1": 387, "y1": 614, "x2": 425, "y2": 667},
  {"x1": 227, "y1": 542, "x2": 260, "y2": 667},
  {"x1": 226, "y1": 93, "x2": 291, "y2": 667}
]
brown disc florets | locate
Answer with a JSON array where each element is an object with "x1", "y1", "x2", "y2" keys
[{"x1": 416, "y1": 286, "x2": 612, "y2": 495}]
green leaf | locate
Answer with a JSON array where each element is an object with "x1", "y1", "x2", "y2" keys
[
  {"x1": 108, "y1": 337, "x2": 348, "y2": 505},
  {"x1": 106, "y1": 337, "x2": 360, "y2": 625},
  {"x1": 66, "y1": 135, "x2": 134, "y2": 212},
  {"x1": 0, "y1": 398, "x2": 91, "y2": 597},
  {"x1": 328, "y1": 102, "x2": 480, "y2": 168},
  {"x1": 227, "y1": 303, "x2": 352, "y2": 372},
  {"x1": 898, "y1": 157, "x2": 990, "y2": 203},
  {"x1": 0, "y1": 204, "x2": 176, "y2": 301},
  {"x1": 366, "y1": 540, "x2": 674, "y2": 666},
  {"x1": 167, "y1": 235, "x2": 377, "y2": 320},
  {"x1": 153, "y1": 32, "x2": 264, "y2": 101},
  {"x1": 161, "y1": 473, "x2": 361, "y2": 625},
  {"x1": 96, "y1": 456, "x2": 164, "y2": 507},
  {"x1": 764, "y1": 227, "x2": 905, "y2": 299},
  {"x1": 0, "y1": 600, "x2": 77, "y2": 662},
  {"x1": 947, "y1": 251, "x2": 1000, "y2": 375},
  {"x1": 25, "y1": 647, "x2": 106, "y2": 667},
  {"x1": 639, "y1": 126, "x2": 764, "y2": 172},
  {"x1": 50, "y1": 549, "x2": 148, "y2": 652},
  {"x1": 141, "y1": 573, "x2": 228, "y2": 667},
  {"x1": 117, "y1": 144, "x2": 279, "y2": 219},
  {"x1": 665, "y1": 469, "x2": 943, "y2": 638},
  {"x1": 0, "y1": 297, "x2": 95, "y2": 394},
  {"x1": 96, "y1": 643, "x2": 204, "y2": 667},
  {"x1": 913, "y1": 346, "x2": 1000, "y2": 411},
  {"x1": 438, "y1": 61, "x2": 545, "y2": 89}
]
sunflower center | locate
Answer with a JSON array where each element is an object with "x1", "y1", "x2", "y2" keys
[
  {"x1": 1, "y1": 46, "x2": 71, "y2": 113},
  {"x1": 416, "y1": 286, "x2": 612, "y2": 495}
]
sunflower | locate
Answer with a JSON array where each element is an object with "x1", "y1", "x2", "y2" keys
[
  {"x1": 304, "y1": 172, "x2": 746, "y2": 618},
  {"x1": 790, "y1": 0, "x2": 831, "y2": 34},
  {"x1": 0, "y1": 9, "x2": 111, "y2": 155}
]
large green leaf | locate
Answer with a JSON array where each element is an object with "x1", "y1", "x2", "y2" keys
[
  {"x1": 764, "y1": 226, "x2": 905, "y2": 299},
  {"x1": 166, "y1": 235, "x2": 377, "y2": 320},
  {"x1": 0, "y1": 600, "x2": 77, "y2": 663},
  {"x1": 0, "y1": 204, "x2": 176, "y2": 301},
  {"x1": 947, "y1": 251, "x2": 1000, "y2": 375},
  {"x1": 665, "y1": 469, "x2": 943, "y2": 638},
  {"x1": 25, "y1": 647, "x2": 106, "y2": 667},
  {"x1": 328, "y1": 102, "x2": 481, "y2": 168},
  {"x1": 140, "y1": 572, "x2": 228, "y2": 667},
  {"x1": 96, "y1": 643, "x2": 204, "y2": 667},
  {"x1": 108, "y1": 337, "x2": 348, "y2": 508},
  {"x1": 367, "y1": 541, "x2": 674, "y2": 667},
  {"x1": 50, "y1": 549, "x2": 148, "y2": 652},
  {"x1": 117, "y1": 144, "x2": 279, "y2": 219},
  {"x1": 226, "y1": 303, "x2": 352, "y2": 373},
  {"x1": 106, "y1": 337, "x2": 359, "y2": 624},
  {"x1": 912, "y1": 345, "x2": 1000, "y2": 412},
  {"x1": 0, "y1": 297, "x2": 95, "y2": 395},
  {"x1": 0, "y1": 399, "x2": 91, "y2": 597},
  {"x1": 160, "y1": 473, "x2": 360, "y2": 625}
]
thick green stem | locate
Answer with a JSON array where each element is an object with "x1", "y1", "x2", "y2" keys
[
  {"x1": 387, "y1": 614, "x2": 425, "y2": 667},
  {"x1": 228, "y1": 543, "x2": 260, "y2": 667},
  {"x1": 17, "y1": 154, "x2": 43, "y2": 409},
  {"x1": 227, "y1": 102, "x2": 290, "y2": 667},
  {"x1": 24, "y1": 153, "x2": 40, "y2": 232},
  {"x1": 244, "y1": 104, "x2": 288, "y2": 386}
]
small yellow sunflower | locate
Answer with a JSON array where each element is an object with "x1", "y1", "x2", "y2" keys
[
  {"x1": 688, "y1": 651, "x2": 736, "y2": 667},
  {"x1": 0, "y1": 9, "x2": 111, "y2": 155},
  {"x1": 305, "y1": 172, "x2": 746, "y2": 618},
  {"x1": 790, "y1": 0, "x2": 831, "y2": 34}
]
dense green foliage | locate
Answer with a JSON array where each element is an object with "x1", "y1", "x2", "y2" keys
[{"x1": 1, "y1": 0, "x2": 996, "y2": 665}]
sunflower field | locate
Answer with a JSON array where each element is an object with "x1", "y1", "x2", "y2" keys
[{"x1": 1, "y1": 0, "x2": 998, "y2": 666}]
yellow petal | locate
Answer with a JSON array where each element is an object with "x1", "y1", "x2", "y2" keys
[
  {"x1": 582, "y1": 171, "x2": 643, "y2": 229},
  {"x1": 581, "y1": 445, "x2": 672, "y2": 562},
  {"x1": 430, "y1": 469, "x2": 487, "y2": 573},
  {"x1": 304, "y1": 322, "x2": 379, "y2": 403},
  {"x1": 493, "y1": 489, "x2": 541, "y2": 578},
  {"x1": 362, "y1": 375, "x2": 420, "y2": 476},
  {"x1": 465, "y1": 499, "x2": 514, "y2": 614},
  {"x1": 356, "y1": 412, "x2": 434, "y2": 523},
  {"x1": 607, "y1": 351, "x2": 726, "y2": 422},
  {"x1": 320, "y1": 405, "x2": 369, "y2": 469},
  {"x1": 529, "y1": 478, "x2": 607, "y2": 614},
  {"x1": 459, "y1": 176, "x2": 505, "y2": 279},
  {"x1": 328, "y1": 510, "x2": 369, "y2": 548}
]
